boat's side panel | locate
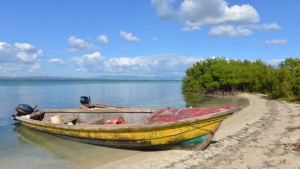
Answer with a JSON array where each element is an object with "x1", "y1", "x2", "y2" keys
[{"x1": 20, "y1": 113, "x2": 231, "y2": 148}]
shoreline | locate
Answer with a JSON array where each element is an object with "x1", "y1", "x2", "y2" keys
[{"x1": 96, "y1": 93, "x2": 300, "y2": 169}]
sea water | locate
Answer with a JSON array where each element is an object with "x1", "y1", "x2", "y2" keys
[{"x1": 0, "y1": 80, "x2": 248, "y2": 169}]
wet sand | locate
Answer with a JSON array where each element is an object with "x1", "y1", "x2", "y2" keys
[{"x1": 97, "y1": 93, "x2": 300, "y2": 169}]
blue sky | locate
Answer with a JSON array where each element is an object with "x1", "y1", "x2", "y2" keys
[{"x1": 0, "y1": 0, "x2": 299, "y2": 78}]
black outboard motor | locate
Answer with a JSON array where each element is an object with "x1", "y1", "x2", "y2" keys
[
  {"x1": 80, "y1": 96, "x2": 90, "y2": 104},
  {"x1": 15, "y1": 104, "x2": 35, "y2": 116}
]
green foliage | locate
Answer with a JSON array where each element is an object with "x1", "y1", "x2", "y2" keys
[
  {"x1": 182, "y1": 57, "x2": 300, "y2": 101},
  {"x1": 276, "y1": 58, "x2": 300, "y2": 100}
]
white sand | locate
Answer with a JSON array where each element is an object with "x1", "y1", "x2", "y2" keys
[{"x1": 96, "y1": 93, "x2": 300, "y2": 169}]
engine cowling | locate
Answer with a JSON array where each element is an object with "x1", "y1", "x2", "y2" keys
[
  {"x1": 80, "y1": 96, "x2": 90, "y2": 104},
  {"x1": 15, "y1": 104, "x2": 34, "y2": 116}
]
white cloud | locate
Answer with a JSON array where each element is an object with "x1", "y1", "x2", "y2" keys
[
  {"x1": 73, "y1": 57, "x2": 87, "y2": 72},
  {"x1": 209, "y1": 24, "x2": 252, "y2": 37},
  {"x1": 120, "y1": 31, "x2": 140, "y2": 42},
  {"x1": 72, "y1": 53, "x2": 202, "y2": 76},
  {"x1": 0, "y1": 42, "x2": 14, "y2": 62},
  {"x1": 68, "y1": 36, "x2": 98, "y2": 51},
  {"x1": 13, "y1": 43, "x2": 44, "y2": 62},
  {"x1": 0, "y1": 41, "x2": 45, "y2": 73},
  {"x1": 267, "y1": 59, "x2": 285, "y2": 66},
  {"x1": 0, "y1": 42, "x2": 13, "y2": 52},
  {"x1": 223, "y1": 4, "x2": 259, "y2": 23},
  {"x1": 152, "y1": 0, "x2": 260, "y2": 31},
  {"x1": 73, "y1": 52, "x2": 104, "y2": 72},
  {"x1": 29, "y1": 63, "x2": 43, "y2": 72},
  {"x1": 104, "y1": 55, "x2": 202, "y2": 75},
  {"x1": 49, "y1": 58, "x2": 65, "y2": 65},
  {"x1": 151, "y1": 0, "x2": 179, "y2": 19},
  {"x1": 15, "y1": 43, "x2": 44, "y2": 62},
  {"x1": 15, "y1": 43, "x2": 36, "y2": 52},
  {"x1": 82, "y1": 52, "x2": 103, "y2": 62},
  {"x1": 182, "y1": 25, "x2": 201, "y2": 32},
  {"x1": 0, "y1": 63, "x2": 24, "y2": 73},
  {"x1": 264, "y1": 39, "x2": 288, "y2": 45},
  {"x1": 208, "y1": 22, "x2": 281, "y2": 37},
  {"x1": 97, "y1": 34, "x2": 109, "y2": 44},
  {"x1": 248, "y1": 23, "x2": 281, "y2": 30}
]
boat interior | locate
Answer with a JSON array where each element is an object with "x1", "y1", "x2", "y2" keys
[{"x1": 28, "y1": 108, "x2": 159, "y2": 126}]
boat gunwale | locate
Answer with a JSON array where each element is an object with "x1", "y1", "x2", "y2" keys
[{"x1": 41, "y1": 107, "x2": 161, "y2": 113}]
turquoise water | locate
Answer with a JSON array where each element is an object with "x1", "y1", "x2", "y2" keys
[{"x1": 0, "y1": 80, "x2": 248, "y2": 169}]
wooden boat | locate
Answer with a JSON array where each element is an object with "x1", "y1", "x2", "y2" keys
[{"x1": 13, "y1": 104, "x2": 240, "y2": 150}]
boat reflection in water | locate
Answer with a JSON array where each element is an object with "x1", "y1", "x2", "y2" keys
[{"x1": 12, "y1": 123, "x2": 140, "y2": 169}]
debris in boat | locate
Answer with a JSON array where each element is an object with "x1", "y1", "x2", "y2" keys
[
  {"x1": 21, "y1": 115, "x2": 30, "y2": 119},
  {"x1": 105, "y1": 117, "x2": 124, "y2": 125},
  {"x1": 50, "y1": 115, "x2": 62, "y2": 124}
]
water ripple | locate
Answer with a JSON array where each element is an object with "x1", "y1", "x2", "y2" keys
[{"x1": 0, "y1": 119, "x2": 9, "y2": 126}]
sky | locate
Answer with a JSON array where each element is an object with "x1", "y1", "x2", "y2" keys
[{"x1": 0, "y1": 0, "x2": 299, "y2": 78}]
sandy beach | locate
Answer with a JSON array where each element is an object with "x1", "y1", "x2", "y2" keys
[{"x1": 97, "y1": 93, "x2": 300, "y2": 169}]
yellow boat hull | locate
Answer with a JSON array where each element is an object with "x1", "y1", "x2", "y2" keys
[{"x1": 20, "y1": 113, "x2": 231, "y2": 149}]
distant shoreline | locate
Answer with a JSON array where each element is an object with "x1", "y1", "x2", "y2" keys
[{"x1": 0, "y1": 77, "x2": 182, "y2": 81}]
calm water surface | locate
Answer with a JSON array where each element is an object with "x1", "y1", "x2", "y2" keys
[{"x1": 0, "y1": 80, "x2": 248, "y2": 169}]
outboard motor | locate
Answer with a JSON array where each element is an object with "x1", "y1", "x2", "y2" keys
[
  {"x1": 15, "y1": 104, "x2": 35, "y2": 116},
  {"x1": 80, "y1": 96, "x2": 90, "y2": 104}
]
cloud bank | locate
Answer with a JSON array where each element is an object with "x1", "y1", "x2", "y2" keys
[
  {"x1": 97, "y1": 34, "x2": 109, "y2": 44},
  {"x1": 68, "y1": 36, "x2": 98, "y2": 52},
  {"x1": 120, "y1": 31, "x2": 140, "y2": 42},
  {"x1": 0, "y1": 41, "x2": 44, "y2": 73},
  {"x1": 209, "y1": 25, "x2": 252, "y2": 37},
  {"x1": 152, "y1": 0, "x2": 260, "y2": 31},
  {"x1": 151, "y1": 0, "x2": 282, "y2": 38},
  {"x1": 72, "y1": 53, "x2": 202, "y2": 76},
  {"x1": 48, "y1": 58, "x2": 65, "y2": 65},
  {"x1": 264, "y1": 39, "x2": 288, "y2": 45}
]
